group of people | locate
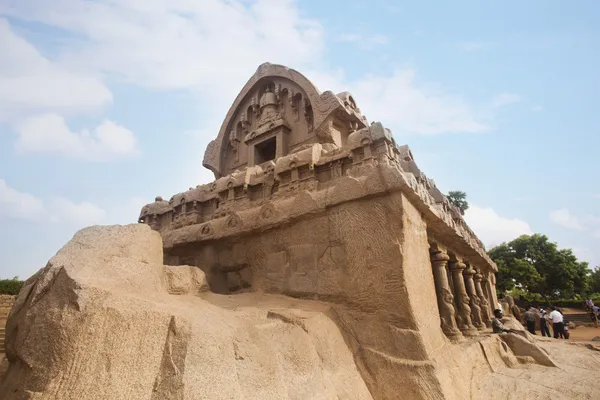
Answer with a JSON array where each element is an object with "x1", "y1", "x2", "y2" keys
[{"x1": 492, "y1": 304, "x2": 569, "y2": 339}]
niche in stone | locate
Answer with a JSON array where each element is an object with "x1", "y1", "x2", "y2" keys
[{"x1": 255, "y1": 137, "x2": 277, "y2": 164}]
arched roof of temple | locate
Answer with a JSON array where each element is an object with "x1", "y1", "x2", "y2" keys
[{"x1": 202, "y1": 62, "x2": 368, "y2": 179}]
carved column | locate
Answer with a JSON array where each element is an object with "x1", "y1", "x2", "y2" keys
[
  {"x1": 484, "y1": 271, "x2": 499, "y2": 311},
  {"x1": 474, "y1": 271, "x2": 492, "y2": 327},
  {"x1": 463, "y1": 266, "x2": 486, "y2": 330},
  {"x1": 430, "y1": 247, "x2": 463, "y2": 341},
  {"x1": 480, "y1": 274, "x2": 495, "y2": 315},
  {"x1": 449, "y1": 259, "x2": 478, "y2": 336}
]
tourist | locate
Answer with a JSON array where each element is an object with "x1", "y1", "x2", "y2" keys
[
  {"x1": 539, "y1": 308, "x2": 551, "y2": 337},
  {"x1": 589, "y1": 304, "x2": 599, "y2": 328},
  {"x1": 523, "y1": 304, "x2": 538, "y2": 334},
  {"x1": 549, "y1": 306, "x2": 565, "y2": 339},
  {"x1": 492, "y1": 309, "x2": 518, "y2": 334}
]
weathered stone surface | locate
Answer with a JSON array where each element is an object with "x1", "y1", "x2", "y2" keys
[
  {"x1": 164, "y1": 265, "x2": 210, "y2": 295},
  {"x1": 0, "y1": 225, "x2": 372, "y2": 400},
  {"x1": 498, "y1": 334, "x2": 557, "y2": 367},
  {"x1": 3, "y1": 225, "x2": 600, "y2": 399}
]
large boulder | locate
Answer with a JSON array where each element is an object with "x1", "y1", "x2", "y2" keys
[{"x1": 0, "y1": 225, "x2": 372, "y2": 400}]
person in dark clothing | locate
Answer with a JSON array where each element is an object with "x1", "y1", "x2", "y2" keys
[
  {"x1": 491, "y1": 309, "x2": 518, "y2": 334},
  {"x1": 523, "y1": 305, "x2": 538, "y2": 334}
]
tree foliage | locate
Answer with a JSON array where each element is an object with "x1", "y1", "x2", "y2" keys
[
  {"x1": 447, "y1": 190, "x2": 469, "y2": 215},
  {"x1": 0, "y1": 276, "x2": 24, "y2": 295},
  {"x1": 589, "y1": 267, "x2": 600, "y2": 294},
  {"x1": 489, "y1": 234, "x2": 590, "y2": 299}
]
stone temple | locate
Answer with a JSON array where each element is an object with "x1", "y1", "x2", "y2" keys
[
  {"x1": 5, "y1": 62, "x2": 600, "y2": 400},
  {"x1": 137, "y1": 62, "x2": 499, "y2": 388}
]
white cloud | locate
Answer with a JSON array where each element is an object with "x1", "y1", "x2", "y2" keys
[
  {"x1": 0, "y1": 179, "x2": 106, "y2": 225},
  {"x1": 491, "y1": 92, "x2": 521, "y2": 109},
  {"x1": 0, "y1": 18, "x2": 112, "y2": 122},
  {"x1": 460, "y1": 42, "x2": 485, "y2": 52},
  {"x1": 50, "y1": 197, "x2": 106, "y2": 226},
  {"x1": 0, "y1": 179, "x2": 48, "y2": 221},
  {"x1": 0, "y1": 0, "x2": 324, "y2": 109},
  {"x1": 349, "y1": 69, "x2": 488, "y2": 134},
  {"x1": 15, "y1": 113, "x2": 139, "y2": 161},
  {"x1": 464, "y1": 205, "x2": 533, "y2": 248},
  {"x1": 592, "y1": 194, "x2": 600, "y2": 199},
  {"x1": 1, "y1": 0, "x2": 501, "y2": 140},
  {"x1": 532, "y1": 105, "x2": 543, "y2": 112},
  {"x1": 104, "y1": 197, "x2": 149, "y2": 225},
  {"x1": 549, "y1": 208, "x2": 585, "y2": 231}
]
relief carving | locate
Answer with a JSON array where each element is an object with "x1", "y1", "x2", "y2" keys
[
  {"x1": 260, "y1": 203, "x2": 276, "y2": 220},
  {"x1": 228, "y1": 129, "x2": 239, "y2": 156},
  {"x1": 226, "y1": 213, "x2": 242, "y2": 229},
  {"x1": 200, "y1": 223, "x2": 213, "y2": 236},
  {"x1": 263, "y1": 166, "x2": 276, "y2": 199},
  {"x1": 331, "y1": 160, "x2": 343, "y2": 179},
  {"x1": 442, "y1": 287, "x2": 454, "y2": 305}
]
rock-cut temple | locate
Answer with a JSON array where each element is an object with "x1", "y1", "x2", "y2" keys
[{"x1": 138, "y1": 62, "x2": 500, "y2": 397}]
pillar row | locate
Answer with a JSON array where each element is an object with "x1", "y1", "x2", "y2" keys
[
  {"x1": 463, "y1": 266, "x2": 486, "y2": 330},
  {"x1": 449, "y1": 260, "x2": 478, "y2": 336},
  {"x1": 430, "y1": 248, "x2": 463, "y2": 341}
]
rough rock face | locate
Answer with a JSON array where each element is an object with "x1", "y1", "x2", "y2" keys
[
  {"x1": 4, "y1": 224, "x2": 600, "y2": 400},
  {"x1": 0, "y1": 225, "x2": 372, "y2": 400}
]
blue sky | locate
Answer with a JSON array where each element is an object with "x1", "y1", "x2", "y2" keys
[{"x1": 0, "y1": 0, "x2": 598, "y2": 279}]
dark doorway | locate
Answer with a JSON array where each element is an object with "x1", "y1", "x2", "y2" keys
[{"x1": 255, "y1": 137, "x2": 277, "y2": 164}]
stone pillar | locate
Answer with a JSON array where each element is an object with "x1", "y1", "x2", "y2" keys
[
  {"x1": 430, "y1": 247, "x2": 463, "y2": 341},
  {"x1": 480, "y1": 275, "x2": 495, "y2": 316},
  {"x1": 475, "y1": 272, "x2": 492, "y2": 327},
  {"x1": 485, "y1": 271, "x2": 499, "y2": 311},
  {"x1": 463, "y1": 266, "x2": 486, "y2": 330},
  {"x1": 464, "y1": 266, "x2": 485, "y2": 331},
  {"x1": 449, "y1": 259, "x2": 478, "y2": 336}
]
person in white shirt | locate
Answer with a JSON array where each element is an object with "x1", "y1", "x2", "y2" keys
[
  {"x1": 548, "y1": 307, "x2": 564, "y2": 339},
  {"x1": 539, "y1": 308, "x2": 551, "y2": 337}
]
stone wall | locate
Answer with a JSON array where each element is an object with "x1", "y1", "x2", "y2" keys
[{"x1": 162, "y1": 189, "x2": 468, "y2": 396}]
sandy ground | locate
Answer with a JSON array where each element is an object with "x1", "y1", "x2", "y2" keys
[{"x1": 567, "y1": 326, "x2": 600, "y2": 341}]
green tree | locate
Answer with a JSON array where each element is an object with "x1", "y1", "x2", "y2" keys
[
  {"x1": 490, "y1": 242, "x2": 542, "y2": 293},
  {"x1": 0, "y1": 278, "x2": 24, "y2": 295},
  {"x1": 488, "y1": 234, "x2": 590, "y2": 299},
  {"x1": 447, "y1": 190, "x2": 469, "y2": 215},
  {"x1": 589, "y1": 267, "x2": 600, "y2": 294}
]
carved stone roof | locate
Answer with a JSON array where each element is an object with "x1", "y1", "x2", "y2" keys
[{"x1": 202, "y1": 62, "x2": 368, "y2": 179}]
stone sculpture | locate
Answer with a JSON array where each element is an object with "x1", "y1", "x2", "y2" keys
[{"x1": 134, "y1": 63, "x2": 505, "y2": 396}]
